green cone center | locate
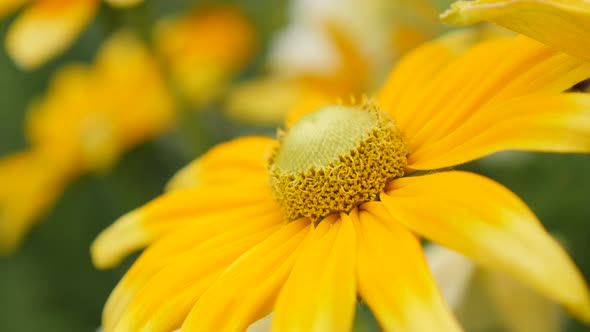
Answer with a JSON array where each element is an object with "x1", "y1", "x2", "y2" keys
[
  {"x1": 268, "y1": 100, "x2": 408, "y2": 222},
  {"x1": 272, "y1": 105, "x2": 378, "y2": 173}
]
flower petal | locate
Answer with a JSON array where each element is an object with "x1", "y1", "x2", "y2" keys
[
  {"x1": 6, "y1": 0, "x2": 98, "y2": 69},
  {"x1": 387, "y1": 35, "x2": 590, "y2": 155},
  {"x1": 272, "y1": 213, "x2": 357, "y2": 332},
  {"x1": 0, "y1": 0, "x2": 27, "y2": 18},
  {"x1": 101, "y1": 209, "x2": 284, "y2": 331},
  {"x1": 103, "y1": 0, "x2": 142, "y2": 8},
  {"x1": 0, "y1": 150, "x2": 70, "y2": 253},
  {"x1": 109, "y1": 214, "x2": 286, "y2": 332},
  {"x1": 154, "y1": 6, "x2": 255, "y2": 105},
  {"x1": 226, "y1": 78, "x2": 304, "y2": 126},
  {"x1": 408, "y1": 93, "x2": 590, "y2": 170},
  {"x1": 355, "y1": 204, "x2": 462, "y2": 332},
  {"x1": 381, "y1": 171, "x2": 590, "y2": 322},
  {"x1": 441, "y1": 0, "x2": 590, "y2": 61},
  {"x1": 166, "y1": 136, "x2": 274, "y2": 192},
  {"x1": 91, "y1": 181, "x2": 277, "y2": 269},
  {"x1": 377, "y1": 29, "x2": 481, "y2": 131},
  {"x1": 92, "y1": 31, "x2": 175, "y2": 154},
  {"x1": 181, "y1": 218, "x2": 310, "y2": 332}
]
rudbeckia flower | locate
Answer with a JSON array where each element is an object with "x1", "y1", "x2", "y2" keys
[
  {"x1": 1, "y1": 0, "x2": 142, "y2": 70},
  {"x1": 154, "y1": 5, "x2": 255, "y2": 106},
  {"x1": 441, "y1": 0, "x2": 590, "y2": 62},
  {"x1": 426, "y1": 244, "x2": 563, "y2": 332},
  {"x1": 92, "y1": 34, "x2": 590, "y2": 331},
  {"x1": 0, "y1": 31, "x2": 173, "y2": 253}
]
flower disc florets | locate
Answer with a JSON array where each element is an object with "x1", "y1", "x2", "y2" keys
[{"x1": 268, "y1": 99, "x2": 408, "y2": 221}]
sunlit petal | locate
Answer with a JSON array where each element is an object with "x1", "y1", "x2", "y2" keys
[
  {"x1": 409, "y1": 93, "x2": 590, "y2": 170},
  {"x1": 441, "y1": 0, "x2": 590, "y2": 61},
  {"x1": 166, "y1": 136, "x2": 274, "y2": 191},
  {"x1": 103, "y1": 0, "x2": 142, "y2": 8},
  {"x1": 272, "y1": 214, "x2": 356, "y2": 332},
  {"x1": 394, "y1": 36, "x2": 590, "y2": 154},
  {"x1": 181, "y1": 218, "x2": 309, "y2": 332},
  {"x1": 381, "y1": 171, "x2": 590, "y2": 322},
  {"x1": 6, "y1": 0, "x2": 98, "y2": 69},
  {"x1": 356, "y1": 204, "x2": 462, "y2": 332},
  {"x1": 102, "y1": 209, "x2": 284, "y2": 332},
  {"x1": 91, "y1": 181, "x2": 277, "y2": 269}
]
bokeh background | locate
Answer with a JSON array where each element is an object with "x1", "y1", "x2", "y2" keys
[{"x1": 0, "y1": 0, "x2": 588, "y2": 331}]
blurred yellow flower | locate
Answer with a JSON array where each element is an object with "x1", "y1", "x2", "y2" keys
[
  {"x1": 93, "y1": 34, "x2": 590, "y2": 331},
  {"x1": 426, "y1": 244, "x2": 563, "y2": 332},
  {"x1": 441, "y1": 0, "x2": 590, "y2": 61},
  {"x1": 0, "y1": 30, "x2": 174, "y2": 253},
  {"x1": 1, "y1": 0, "x2": 142, "y2": 70},
  {"x1": 154, "y1": 5, "x2": 255, "y2": 106},
  {"x1": 225, "y1": 0, "x2": 507, "y2": 126},
  {"x1": 224, "y1": 0, "x2": 412, "y2": 126}
]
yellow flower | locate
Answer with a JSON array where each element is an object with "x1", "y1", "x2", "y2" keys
[
  {"x1": 0, "y1": 31, "x2": 173, "y2": 253},
  {"x1": 1, "y1": 0, "x2": 141, "y2": 70},
  {"x1": 441, "y1": 0, "x2": 590, "y2": 61},
  {"x1": 27, "y1": 31, "x2": 174, "y2": 172},
  {"x1": 92, "y1": 35, "x2": 590, "y2": 331},
  {"x1": 154, "y1": 5, "x2": 255, "y2": 106},
  {"x1": 426, "y1": 244, "x2": 563, "y2": 332},
  {"x1": 225, "y1": 0, "x2": 508, "y2": 126},
  {"x1": 226, "y1": 0, "x2": 408, "y2": 126}
]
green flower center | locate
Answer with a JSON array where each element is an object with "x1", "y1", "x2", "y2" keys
[{"x1": 268, "y1": 99, "x2": 408, "y2": 221}]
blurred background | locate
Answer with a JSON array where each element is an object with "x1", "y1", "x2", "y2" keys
[{"x1": 0, "y1": 0, "x2": 588, "y2": 331}]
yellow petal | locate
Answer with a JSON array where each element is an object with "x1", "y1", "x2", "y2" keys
[
  {"x1": 6, "y1": 0, "x2": 98, "y2": 69},
  {"x1": 0, "y1": 150, "x2": 71, "y2": 253},
  {"x1": 93, "y1": 31, "x2": 175, "y2": 149},
  {"x1": 441, "y1": 0, "x2": 590, "y2": 61},
  {"x1": 0, "y1": 0, "x2": 27, "y2": 18},
  {"x1": 24, "y1": 61, "x2": 146, "y2": 172},
  {"x1": 319, "y1": 21, "x2": 369, "y2": 96},
  {"x1": 381, "y1": 171, "x2": 590, "y2": 322},
  {"x1": 101, "y1": 208, "x2": 284, "y2": 331},
  {"x1": 103, "y1": 0, "x2": 142, "y2": 8},
  {"x1": 272, "y1": 213, "x2": 356, "y2": 332},
  {"x1": 408, "y1": 93, "x2": 590, "y2": 170},
  {"x1": 181, "y1": 218, "x2": 310, "y2": 332},
  {"x1": 110, "y1": 213, "x2": 285, "y2": 332},
  {"x1": 25, "y1": 64, "x2": 97, "y2": 169},
  {"x1": 355, "y1": 204, "x2": 462, "y2": 332},
  {"x1": 389, "y1": 35, "x2": 590, "y2": 154},
  {"x1": 377, "y1": 29, "x2": 483, "y2": 131},
  {"x1": 225, "y1": 78, "x2": 304, "y2": 126},
  {"x1": 166, "y1": 136, "x2": 274, "y2": 192},
  {"x1": 91, "y1": 180, "x2": 277, "y2": 269},
  {"x1": 154, "y1": 5, "x2": 255, "y2": 105}
]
